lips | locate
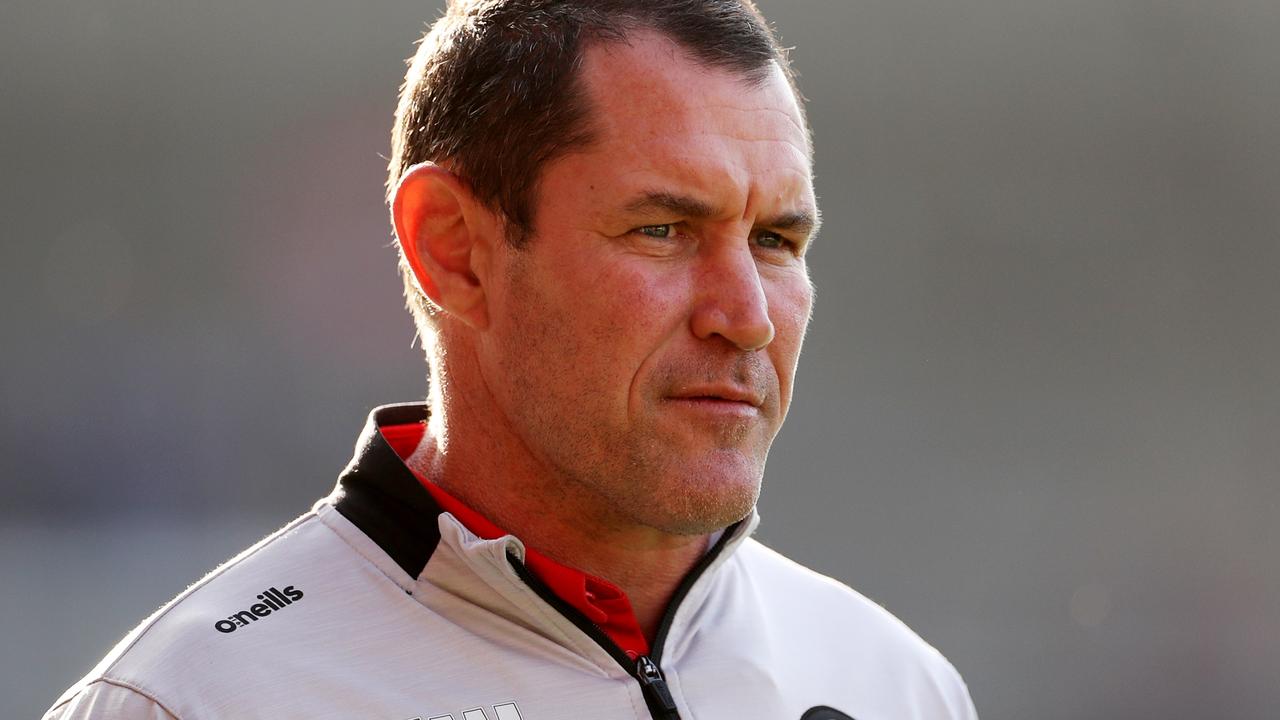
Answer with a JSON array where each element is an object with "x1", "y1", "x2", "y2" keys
[{"x1": 666, "y1": 384, "x2": 764, "y2": 408}]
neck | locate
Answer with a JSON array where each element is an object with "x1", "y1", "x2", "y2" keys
[{"x1": 409, "y1": 380, "x2": 712, "y2": 642}]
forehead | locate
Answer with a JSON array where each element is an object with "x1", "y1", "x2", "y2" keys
[{"x1": 566, "y1": 32, "x2": 814, "y2": 212}]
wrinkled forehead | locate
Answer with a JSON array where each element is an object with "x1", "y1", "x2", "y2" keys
[{"x1": 579, "y1": 31, "x2": 812, "y2": 162}]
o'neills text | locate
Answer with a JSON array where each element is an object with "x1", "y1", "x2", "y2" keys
[{"x1": 213, "y1": 586, "x2": 304, "y2": 633}]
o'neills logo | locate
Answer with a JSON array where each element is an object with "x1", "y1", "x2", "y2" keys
[{"x1": 213, "y1": 586, "x2": 304, "y2": 634}]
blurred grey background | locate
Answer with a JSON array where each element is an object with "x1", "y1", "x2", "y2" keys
[{"x1": 2, "y1": 1, "x2": 1277, "y2": 718}]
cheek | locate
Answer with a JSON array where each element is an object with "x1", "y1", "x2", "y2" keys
[
  {"x1": 590, "y1": 257, "x2": 687, "y2": 338},
  {"x1": 589, "y1": 260, "x2": 696, "y2": 410},
  {"x1": 768, "y1": 273, "x2": 814, "y2": 380},
  {"x1": 535, "y1": 256, "x2": 688, "y2": 392}
]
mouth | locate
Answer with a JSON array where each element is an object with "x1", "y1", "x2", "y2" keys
[{"x1": 665, "y1": 385, "x2": 765, "y2": 417}]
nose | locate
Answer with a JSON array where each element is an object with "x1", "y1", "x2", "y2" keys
[{"x1": 689, "y1": 246, "x2": 775, "y2": 351}]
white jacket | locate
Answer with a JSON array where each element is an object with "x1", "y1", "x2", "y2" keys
[{"x1": 45, "y1": 404, "x2": 978, "y2": 720}]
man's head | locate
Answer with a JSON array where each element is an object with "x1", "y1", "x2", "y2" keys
[
  {"x1": 389, "y1": 0, "x2": 818, "y2": 536},
  {"x1": 387, "y1": 0, "x2": 806, "y2": 334}
]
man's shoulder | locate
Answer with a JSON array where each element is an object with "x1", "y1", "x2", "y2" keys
[
  {"x1": 727, "y1": 538, "x2": 976, "y2": 717},
  {"x1": 733, "y1": 537, "x2": 951, "y2": 657},
  {"x1": 733, "y1": 538, "x2": 918, "y2": 624},
  {"x1": 48, "y1": 504, "x2": 421, "y2": 718}
]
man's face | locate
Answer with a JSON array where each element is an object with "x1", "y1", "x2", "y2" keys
[{"x1": 476, "y1": 32, "x2": 816, "y2": 536}]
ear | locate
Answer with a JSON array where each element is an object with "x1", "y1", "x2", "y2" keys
[{"x1": 391, "y1": 162, "x2": 495, "y2": 330}]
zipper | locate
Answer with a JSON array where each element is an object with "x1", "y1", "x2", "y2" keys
[
  {"x1": 506, "y1": 523, "x2": 738, "y2": 720},
  {"x1": 635, "y1": 655, "x2": 680, "y2": 719}
]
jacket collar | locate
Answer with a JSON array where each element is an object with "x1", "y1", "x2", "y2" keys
[{"x1": 329, "y1": 403, "x2": 443, "y2": 578}]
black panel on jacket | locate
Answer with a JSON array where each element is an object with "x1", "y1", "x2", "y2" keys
[{"x1": 331, "y1": 403, "x2": 443, "y2": 579}]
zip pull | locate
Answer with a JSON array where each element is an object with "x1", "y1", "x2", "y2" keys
[{"x1": 635, "y1": 655, "x2": 682, "y2": 719}]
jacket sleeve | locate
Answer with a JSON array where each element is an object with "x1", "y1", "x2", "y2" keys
[{"x1": 43, "y1": 680, "x2": 179, "y2": 720}]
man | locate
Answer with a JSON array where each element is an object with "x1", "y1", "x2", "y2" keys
[{"x1": 46, "y1": 1, "x2": 977, "y2": 718}]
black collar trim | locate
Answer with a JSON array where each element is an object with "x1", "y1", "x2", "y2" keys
[{"x1": 330, "y1": 403, "x2": 443, "y2": 579}]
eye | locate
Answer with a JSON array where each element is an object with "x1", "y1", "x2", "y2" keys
[
  {"x1": 636, "y1": 224, "x2": 674, "y2": 239},
  {"x1": 754, "y1": 230, "x2": 793, "y2": 251}
]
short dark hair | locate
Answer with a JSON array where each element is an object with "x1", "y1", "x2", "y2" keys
[{"x1": 387, "y1": 0, "x2": 804, "y2": 331}]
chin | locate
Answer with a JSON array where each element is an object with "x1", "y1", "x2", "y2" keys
[
  {"x1": 645, "y1": 501, "x2": 755, "y2": 536},
  {"x1": 640, "y1": 464, "x2": 762, "y2": 536}
]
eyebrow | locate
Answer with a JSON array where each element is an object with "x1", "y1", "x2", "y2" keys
[
  {"x1": 625, "y1": 191, "x2": 718, "y2": 220},
  {"x1": 624, "y1": 191, "x2": 821, "y2": 239},
  {"x1": 770, "y1": 209, "x2": 821, "y2": 240}
]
